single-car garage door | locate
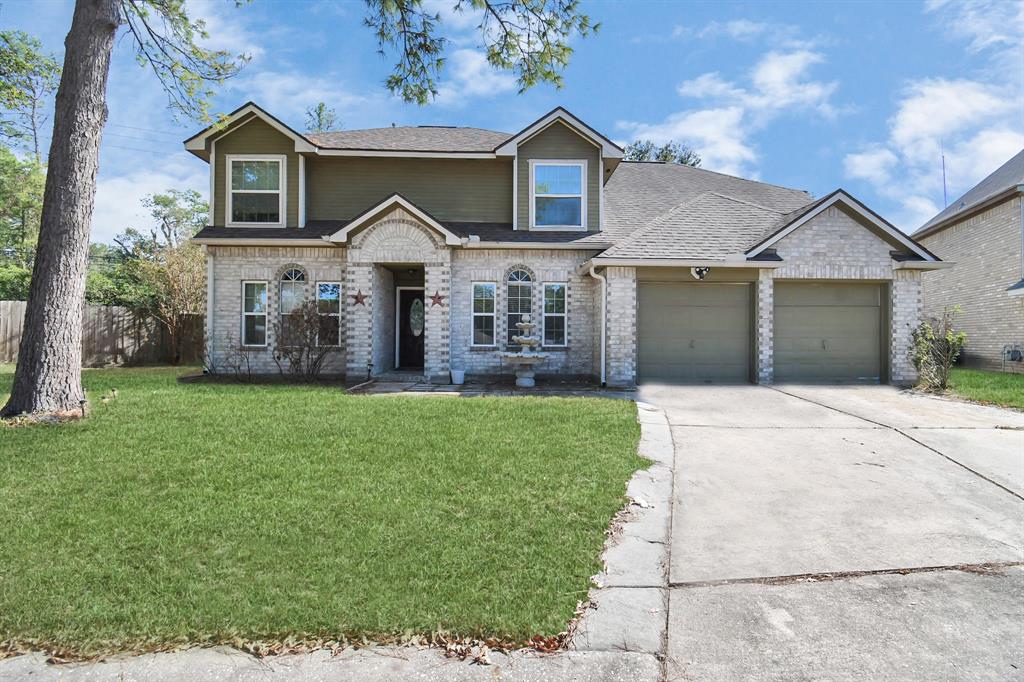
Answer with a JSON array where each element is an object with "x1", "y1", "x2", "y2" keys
[
  {"x1": 774, "y1": 282, "x2": 883, "y2": 383},
  {"x1": 638, "y1": 282, "x2": 751, "y2": 383}
]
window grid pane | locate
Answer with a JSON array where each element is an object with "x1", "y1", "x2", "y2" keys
[
  {"x1": 535, "y1": 164, "x2": 582, "y2": 195},
  {"x1": 506, "y1": 276, "x2": 532, "y2": 345},
  {"x1": 244, "y1": 283, "x2": 267, "y2": 313},
  {"x1": 232, "y1": 160, "x2": 280, "y2": 191},
  {"x1": 535, "y1": 197, "x2": 582, "y2": 227},
  {"x1": 472, "y1": 282, "x2": 496, "y2": 346},
  {"x1": 231, "y1": 192, "x2": 279, "y2": 223}
]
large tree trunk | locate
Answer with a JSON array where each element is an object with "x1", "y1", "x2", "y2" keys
[{"x1": 1, "y1": 0, "x2": 120, "y2": 417}]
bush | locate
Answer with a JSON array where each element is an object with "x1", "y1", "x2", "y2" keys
[
  {"x1": 272, "y1": 299, "x2": 333, "y2": 380},
  {"x1": 0, "y1": 263, "x2": 31, "y2": 300},
  {"x1": 912, "y1": 307, "x2": 967, "y2": 391}
]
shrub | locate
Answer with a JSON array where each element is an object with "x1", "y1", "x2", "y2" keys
[
  {"x1": 912, "y1": 307, "x2": 967, "y2": 391},
  {"x1": 0, "y1": 263, "x2": 31, "y2": 299},
  {"x1": 272, "y1": 299, "x2": 333, "y2": 380}
]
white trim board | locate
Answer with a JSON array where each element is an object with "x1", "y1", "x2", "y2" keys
[
  {"x1": 224, "y1": 154, "x2": 287, "y2": 228},
  {"x1": 528, "y1": 159, "x2": 588, "y2": 231},
  {"x1": 325, "y1": 193, "x2": 463, "y2": 246},
  {"x1": 495, "y1": 108, "x2": 623, "y2": 158},
  {"x1": 747, "y1": 190, "x2": 939, "y2": 262}
]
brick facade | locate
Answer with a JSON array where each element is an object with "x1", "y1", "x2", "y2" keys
[
  {"x1": 919, "y1": 196, "x2": 1024, "y2": 372},
  {"x1": 205, "y1": 205, "x2": 927, "y2": 386}
]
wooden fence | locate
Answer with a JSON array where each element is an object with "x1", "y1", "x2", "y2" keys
[{"x1": 0, "y1": 301, "x2": 203, "y2": 366}]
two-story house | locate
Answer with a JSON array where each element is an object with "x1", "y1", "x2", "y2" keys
[
  {"x1": 186, "y1": 102, "x2": 944, "y2": 386},
  {"x1": 914, "y1": 149, "x2": 1024, "y2": 372}
]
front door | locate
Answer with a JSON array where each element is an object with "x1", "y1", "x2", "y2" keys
[{"x1": 397, "y1": 288, "x2": 425, "y2": 369}]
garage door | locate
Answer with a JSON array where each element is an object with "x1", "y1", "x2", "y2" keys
[
  {"x1": 638, "y1": 282, "x2": 751, "y2": 383},
  {"x1": 774, "y1": 283, "x2": 883, "y2": 382}
]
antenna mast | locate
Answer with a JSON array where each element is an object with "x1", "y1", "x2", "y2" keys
[{"x1": 940, "y1": 141, "x2": 948, "y2": 207}]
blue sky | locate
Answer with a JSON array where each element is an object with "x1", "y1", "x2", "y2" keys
[{"x1": 5, "y1": 0, "x2": 1023, "y2": 243}]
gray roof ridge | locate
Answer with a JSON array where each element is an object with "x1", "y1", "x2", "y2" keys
[
  {"x1": 600, "y1": 192, "x2": 715, "y2": 257},
  {"x1": 620, "y1": 160, "x2": 813, "y2": 198},
  {"x1": 706, "y1": 192, "x2": 788, "y2": 214},
  {"x1": 916, "y1": 147, "x2": 1024, "y2": 233}
]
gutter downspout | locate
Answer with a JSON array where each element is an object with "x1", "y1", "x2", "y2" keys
[
  {"x1": 1019, "y1": 186, "x2": 1023, "y2": 280},
  {"x1": 205, "y1": 246, "x2": 215, "y2": 373},
  {"x1": 587, "y1": 264, "x2": 607, "y2": 386}
]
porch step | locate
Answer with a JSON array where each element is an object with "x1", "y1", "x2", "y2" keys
[{"x1": 373, "y1": 371, "x2": 427, "y2": 383}]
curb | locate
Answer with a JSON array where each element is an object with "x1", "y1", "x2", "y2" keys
[{"x1": 571, "y1": 401, "x2": 674, "y2": 658}]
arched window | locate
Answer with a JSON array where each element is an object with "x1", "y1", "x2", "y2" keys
[
  {"x1": 279, "y1": 267, "x2": 306, "y2": 345},
  {"x1": 506, "y1": 268, "x2": 532, "y2": 346}
]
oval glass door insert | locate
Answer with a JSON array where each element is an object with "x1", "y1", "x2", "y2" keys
[{"x1": 409, "y1": 298, "x2": 424, "y2": 337}]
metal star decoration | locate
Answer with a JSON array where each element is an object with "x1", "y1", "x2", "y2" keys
[
  {"x1": 429, "y1": 290, "x2": 446, "y2": 307},
  {"x1": 349, "y1": 289, "x2": 367, "y2": 306}
]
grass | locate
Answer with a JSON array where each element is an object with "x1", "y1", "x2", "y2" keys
[
  {"x1": 0, "y1": 367, "x2": 643, "y2": 655},
  {"x1": 948, "y1": 367, "x2": 1024, "y2": 410}
]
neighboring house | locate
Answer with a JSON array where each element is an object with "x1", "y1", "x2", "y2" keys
[
  {"x1": 914, "y1": 149, "x2": 1024, "y2": 373},
  {"x1": 185, "y1": 102, "x2": 943, "y2": 387}
]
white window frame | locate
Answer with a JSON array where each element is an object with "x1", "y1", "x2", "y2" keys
[
  {"x1": 241, "y1": 280, "x2": 268, "y2": 347},
  {"x1": 542, "y1": 282, "x2": 568, "y2": 348},
  {"x1": 470, "y1": 281, "x2": 497, "y2": 347},
  {"x1": 225, "y1": 154, "x2": 287, "y2": 227},
  {"x1": 316, "y1": 281, "x2": 342, "y2": 348},
  {"x1": 528, "y1": 159, "x2": 587, "y2": 231},
  {"x1": 505, "y1": 270, "x2": 533, "y2": 346}
]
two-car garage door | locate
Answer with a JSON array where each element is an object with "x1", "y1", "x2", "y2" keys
[{"x1": 637, "y1": 280, "x2": 884, "y2": 384}]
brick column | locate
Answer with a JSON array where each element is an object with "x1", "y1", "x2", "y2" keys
[
  {"x1": 890, "y1": 269, "x2": 922, "y2": 385},
  {"x1": 345, "y1": 263, "x2": 373, "y2": 380},
  {"x1": 424, "y1": 262, "x2": 451, "y2": 383},
  {"x1": 605, "y1": 266, "x2": 637, "y2": 387},
  {"x1": 755, "y1": 269, "x2": 775, "y2": 384}
]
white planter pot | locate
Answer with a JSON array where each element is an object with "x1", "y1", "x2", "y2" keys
[{"x1": 450, "y1": 369, "x2": 465, "y2": 385}]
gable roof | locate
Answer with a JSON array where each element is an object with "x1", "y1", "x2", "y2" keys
[
  {"x1": 184, "y1": 101, "x2": 316, "y2": 156},
  {"x1": 307, "y1": 126, "x2": 509, "y2": 153},
  {"x1": 748, "y1": 188, "x2": 939, "y2": 261},
  {"x1": 915, "y1": 148, "x2": 1024, "y2": 238},
  {"x1": 494, "y1": 106, "x2": 623, "y2": 158},
  {"x1": 324, "y1": 193, "x2": 463, "y2": 246}
]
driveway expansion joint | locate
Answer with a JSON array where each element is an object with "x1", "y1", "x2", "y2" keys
[
  {"x1": 769, "y1": 386, "x2": 1024, "y2": 502},
  {"x1": 669, "y1": 561, "x2": 1024, "y2": 589}
]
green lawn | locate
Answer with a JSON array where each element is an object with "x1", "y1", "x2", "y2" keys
[
  {"x1": 0, "y1": 367, "x2": 643, "y2": 655},
  {"x1": 948, "y1": 368, "x2": 1024, "y2": 410}
]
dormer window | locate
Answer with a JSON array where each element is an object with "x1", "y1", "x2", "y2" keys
[
  {"x1": 226, "y1": 155, "x2": 286, "y2": 226},
  {"x1": 530, "y1": 160, "x2": 586, "y2": 230}
]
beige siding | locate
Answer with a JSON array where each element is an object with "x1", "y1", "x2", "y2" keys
[
  {"x1": 306, "y1": 157, "x2": 513, "y2": 223},
  {"x1": 920, "y1": 196, "x2": 1024, "y2": 371},
  {"x1": 517, "y1": 121, "x2": 601, "y2": 231},
  {"x1": 212, "y1": 117, "x2": 300, "y2": 227}
]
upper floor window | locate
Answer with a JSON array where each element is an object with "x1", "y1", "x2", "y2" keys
[
  {"x1": 227, "y1": 155, "x2": 285, "y2": 226},
  {"x1": 531, "y1": 161, "x2": 586, "y2": 230}
]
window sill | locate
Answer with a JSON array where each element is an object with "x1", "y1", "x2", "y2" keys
[{"x1": 529, "y1": 226, "x2": 587, "y2": 232}]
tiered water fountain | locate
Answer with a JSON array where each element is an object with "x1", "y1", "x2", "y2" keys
[{"x1": 501, "y1": 314, "x2": 549, "y2": 387}]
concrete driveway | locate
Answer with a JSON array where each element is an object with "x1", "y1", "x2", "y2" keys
[{"x1": 638, "y1": 383, "x2": 1024, "y2": 681}]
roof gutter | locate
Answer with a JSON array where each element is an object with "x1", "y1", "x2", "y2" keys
[
  {"x1": 891, "y1": 260, "x2": 955, "y2": 270},
  {"x1": 464, "y1": 238, "x2": 609, "y2": 250},
  {"x1": 192, "y1": 238, "x2": 337, "y2": 247},
  {"x1": 914, "y1": 184, "x2": 1024, "y2": 240},
  {"x1": 592, "y1": 257, "x2": 784, "y2": 268}
]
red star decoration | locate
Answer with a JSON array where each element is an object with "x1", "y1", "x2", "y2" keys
[
  {"x1": 429, "y1": 290, "x2": 446, "y2": 307},
  {"x1": 349, "y1": 289, "x2": 367, "y2": 306}
]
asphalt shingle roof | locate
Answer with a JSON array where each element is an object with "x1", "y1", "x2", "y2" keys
[
  {"x1": 916, "y1": 148, "x2": 1024, "y2": 235},
  {"x1": 599, "y1": 162, "x2": 815, "y2": 257},
  {"x1": 601, "y1": 192, "x2": 792, "y2": 260},
  {"x1": 306, "y1": 126, "x2": 511, "y2": 152}
]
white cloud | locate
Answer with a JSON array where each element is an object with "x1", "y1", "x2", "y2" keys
[
  {"x1": 617, "y1": 107, "x2": 755, "y2": 177},
  {"x1": 621, "y1": 48, "x2": 839, "y2": 177},
  {"x1": 92, "y1": 160, "x2": 207, "y2": 244},
  {"x1": 842, "y1": 0, "x2": 1023, "y2": 232},
  {"x1": 435, "y1": 49, "x2": 516, "y2": 107},
  {"x1": 225, "y1": 70, "x2": 376, "y2": 128},
  {"x1": 844, "y1": 148, "x2": 899, "y2": 186}
]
